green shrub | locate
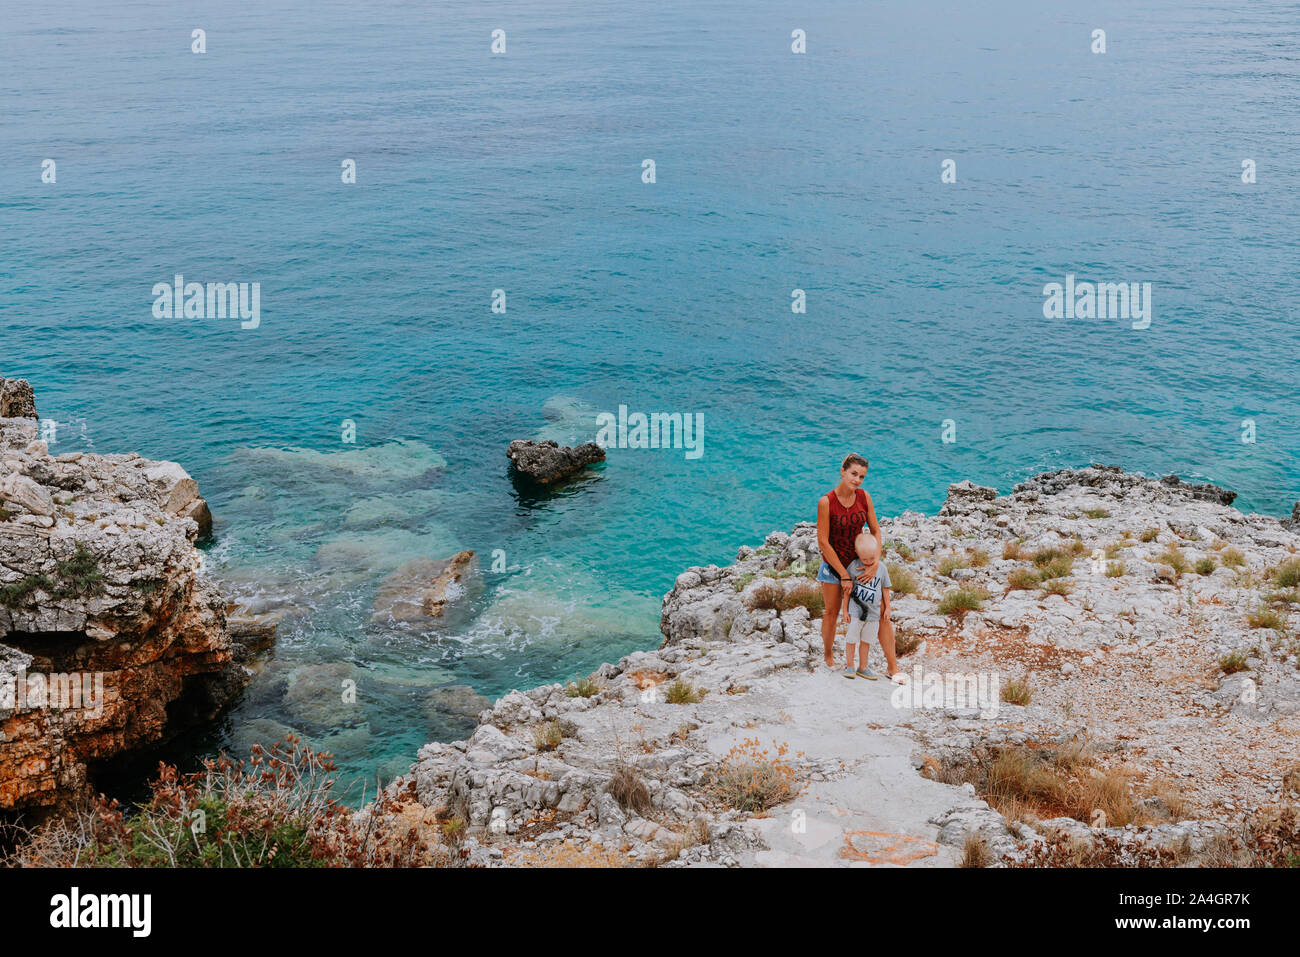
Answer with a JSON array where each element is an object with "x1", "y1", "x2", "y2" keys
[
  {"x1": 533, "y1": 721, "x2": 564, "y2": 752},
  {"x1": 887, "y1": 561, "x2": 919, "y2": 596},
  {"x1": 1008, "y1": 568, "x2": 1039, "y2": 590},
  {"x1": 937, "y1": 554, "x2": 968, "y2": 578},
  {"x1": 1219, "y1": 650, "x2": 1250, "y2": 674},
  {"x1": 1037, "y1": 556, "x2": 1074, "y2": 581},
  {"x1": 1219, "y1": 547, "x2": 1246, "y2": 569},
  {"x1": 565, "y1": 676, "x2": 601, "y2": 698},
  {"x1": 1272, "y1": 558, "x2": 1300, "y2": 589},
  {"x1": 1001, "y1": 677, "x2": 1032, "y2": 706},
  {"x1": 1246, "y1": 605, "x2": 1285, "y2": 630},
  {"x1": 937, "y1": 586, "x2": 987, "y2": 616},
  {"x1": 664, "y1": 679, "x2": 704, "y2": 704},
  {"x1": 1157, "y1": 547, "x2": 1189, "y2": 577}
]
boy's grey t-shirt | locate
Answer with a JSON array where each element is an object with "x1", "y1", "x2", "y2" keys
[{"x1": 845, "y1": 559, "x2": 890, "y2": 620}]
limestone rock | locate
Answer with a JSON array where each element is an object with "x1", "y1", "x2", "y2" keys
[
  {"x1": 506, "y1": 439, "x2": 605, "y2": 485},
  {"x1": 0, "y1": 375, "x2": 248, "y2": 813}
]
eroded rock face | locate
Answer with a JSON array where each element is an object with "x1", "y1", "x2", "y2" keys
[
  {"x1": 506, "y1": 439, "x2": 605, "y2": 485},
  {"x1": 0, "y1": 378, "x2": 37, "y2": 419},
  {"x1": 0, "y1": 380, "x2": 249, "y2": 813}
]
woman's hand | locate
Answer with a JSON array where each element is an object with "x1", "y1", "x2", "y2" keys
[{"x1": 855, "y1": 567, "x2": 872, "y2": 584}]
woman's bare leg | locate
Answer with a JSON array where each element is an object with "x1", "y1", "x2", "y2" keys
[
  {"x1": 819, "y1": 582, "x2": 842, "y2": 667},
  {"x1": 878, "y1": 615, "x2": 900, "y2": 675}
]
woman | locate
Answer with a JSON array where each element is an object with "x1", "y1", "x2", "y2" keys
[{"x1": 816, "y1": 453, "x2": 902, "y2": 679}]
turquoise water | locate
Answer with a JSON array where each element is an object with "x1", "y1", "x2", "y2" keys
[{"x1": 4, "y1": 1, "x2": 1299, "y2": 796}]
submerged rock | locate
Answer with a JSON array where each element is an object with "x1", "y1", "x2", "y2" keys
[
  {"x1": 371, "y1": 550, "x2": 480, "y2": 624},
  {"x1": 506, "y1": 439, "x2": 605, "y2": 485}
]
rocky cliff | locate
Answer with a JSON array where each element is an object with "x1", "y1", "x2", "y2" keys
[
  {"x1": 0, "y1": 377, "x2": 250, "y2": 815},
  {"x1": 394, "y1": 466, "x2": 1300, "y2": 867}
]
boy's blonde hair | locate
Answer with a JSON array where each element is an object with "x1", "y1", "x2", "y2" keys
[{"x1": 855, "y1": 533, "x2": 879, "y2": 560}]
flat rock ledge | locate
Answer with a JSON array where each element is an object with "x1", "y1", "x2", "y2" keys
[
  {"x1": 0, "y1": 377, "x2": 253, "y2": 814},
  {"x1": 506, "y1": 439, "x2": 605, "y2": 486},
  {"x1": 389, "y1": 465, "x2": 1300, "y2": 867}
]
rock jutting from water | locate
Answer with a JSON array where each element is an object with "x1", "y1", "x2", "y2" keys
[
  {"x1": 383, "y1": 465, "x2": 1300, "y2": 867},
  {"x1": 0, "y1": 377, "x2": 254, "y2": 815},
  {"x1": 506, "y1": 439, "x2": 605, "y2": 486}
]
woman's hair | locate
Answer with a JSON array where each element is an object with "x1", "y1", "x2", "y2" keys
[{"x1": 841, "y1": 453, "x2": 869, "y2": 471}]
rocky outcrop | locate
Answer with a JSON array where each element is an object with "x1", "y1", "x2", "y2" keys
[
  {"x1": 392, "y1": 465, "x2": 1300, "y2": 867},
  {"x1": 1, "y1": 380, "x2": 250, "y2": 814},
  {"x1": 506, "y1": 439, "x2": 605, "y2": 485},
  {"x1": 0, "y1": 378, "x2": 37, "y2": 419}
]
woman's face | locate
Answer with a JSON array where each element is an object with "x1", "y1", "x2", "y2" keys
[{"x1": 842, "y1": 464, "x2": 867, "y2": 489}]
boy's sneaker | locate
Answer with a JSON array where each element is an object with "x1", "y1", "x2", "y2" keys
[
  {"x1": 841, "y1": 668, "x2": 857, "y2": 679},
  {"x1": 855, "y1": 667, "x2": 879, "y2": 680}
]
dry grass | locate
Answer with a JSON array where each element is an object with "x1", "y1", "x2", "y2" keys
[
  {"x1": 1001, "y1": 677, "x2": 1031, "y2": 706},
  {"x1": 960, "y1": 835, "x2": 992, "y2": 868},
  {"x1": 707, "y1": 738, "x2": 802, "y2": 813},
  {"x1": 1219, "y1": 547, "x2": 1246, "y2": 568},
  {"x1": 532, "y1": 721, "x2": 564, "y2": 752},
  {"x1": 1002, "y1": 540, "x2": 1025, "y2": 561},
  {"x1": 747, "y1": 580, "x2": 824, "y2": 617},
  {"x1": 510, "y1": 839, "x2": 631, "y2": 868},
  {"x1": 893, "y1": 628, "x2": 922, "y2": 657},
  {"x1": 1218, "y1": 650, "x2": 1250, "y2": 674},
  {"x1": 664, "y1": 678, "x2": 704, "y2": 704},
  {"x1": 1246, "y1": 604, "x2": 1285, "y2": 630},
  {"x1": 937, "y1": 554, "x2": 968, "y2": 578},
  {"x1": 606, "y1": 763, "x2": 652, "y2": 815},
  {"x1": 1156, "y1": 547, "x2": 1189, "y2": 576},
  {"x1": 1273, "y1": 558, "x2": 1300, "y2": 588},
  {"x1": 1007, "y1": 567, "x2": 1039, "y2": 590},
  {"x1": 927, "y1": 742, "x2": 1186, "y2": 832}
]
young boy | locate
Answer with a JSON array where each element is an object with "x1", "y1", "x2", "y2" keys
[{"x1": 839, "y1": 532, "x2": 892, "y2": 679}]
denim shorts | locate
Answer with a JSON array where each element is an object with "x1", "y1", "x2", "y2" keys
[{"x1": 816, "y1": 561, "x2": 846, "y2": 585}]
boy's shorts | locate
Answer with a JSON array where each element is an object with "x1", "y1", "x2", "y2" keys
[{"x1": 845, "y1": 616, "x2": 880, "y2": 649}]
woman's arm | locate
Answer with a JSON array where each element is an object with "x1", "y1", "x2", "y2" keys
[{"x1": 817, "y1": 495, "x2": 850, "y2": 580}]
